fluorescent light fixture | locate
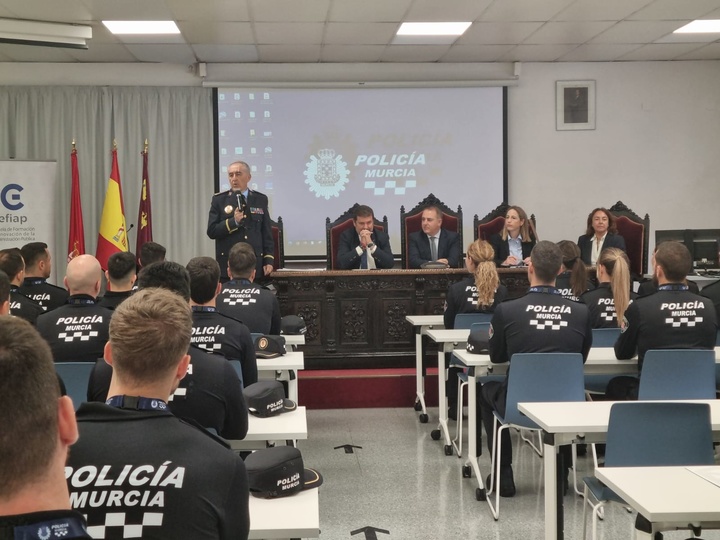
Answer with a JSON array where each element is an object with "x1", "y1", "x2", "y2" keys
[
  {"x1": 0, "y1": 18, "x2": 92, "y2": 49},
  {"x1": 103, "y1": 21, "x2": 180, "y2": 35},
  {"x1": 674, "y1": 20, "x2": 720, "y2": 33},
  {"x1": 397, "y1": 22, "x2": 471, "y2": 36}
]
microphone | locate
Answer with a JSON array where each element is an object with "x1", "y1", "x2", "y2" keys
[{"x1": 127, "y1": 223, "x2": 135, "y2": 233}]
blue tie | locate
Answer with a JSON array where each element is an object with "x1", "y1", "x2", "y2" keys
[{"x1": 360, "y1": 250, "x2": 368, "y2": 269}]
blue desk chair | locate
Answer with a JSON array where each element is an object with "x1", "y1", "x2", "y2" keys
[
  {"x1": 228, "y1": 359, "x2": 244, "y2": 386},
  {"x1": 638, "y1": 349, "x2": 716, "y2": 400},
  {"x1": 453, "y1": 312, "x2": 493, "y2": 330},
  {"x1": 55, "y1": 362, "x2": 95, "y2": 411},
  {"x1": 582, "y1": 402, "x2": 714, "y2": 540},
  {"x1": 451, "y1": 322, "x2": 494, "y2": 457},
  {"x1": 584, "y1": 328, "x2": 625, "y2": 395},
  {"x1": 487, "y1": 353, "x2": 585, "y2": 520}
]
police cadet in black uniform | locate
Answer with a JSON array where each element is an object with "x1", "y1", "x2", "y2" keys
[
  {"x1": 0, "y1": 317, "x2": 92, "y2": 540},
  {"x1": 187, "y1": 256, "x2": 257, "y2": 386},
  {"x1": 609, "y1": 241, "x2": 718, "y2": 400},
  {"x1": 0, "y1": 270, "x2": 10, "y2": 315},
  {"x1": 98, "y1": 252, "x2": 136, "y2": 310},
  {"x1": 480, "y1": 241, "x2": 592, "y2": 497},
  {"x1": 218, "y1": 242, "x2": 281, "y2": 335},
  {"x1": 36, "y1": 255, "x2": 111, "y2": 363},
  {"x1": 581, "y1": 247, "x2": 636, "y2": 328},
  {"x1": 555, "y1": 240, "x2": 593, "y2": 302},
  {"x1": 87, "y1": 262, "x2": 249, "y2": 440},
  {"x1": 67, "y1": 288, "x2": 249, "y2": 540},
  {"x1": 0, "y1": 248, "x2": 44, "y2": 324},
  {"x1": 19, "y1": 242, "x2": 69, "y2": 311},
  {"x1": 207, "y1": 161, "x2": 274, "y2": 282},
  {"x1": 701, "y1": 278, "x2": 720, "y2": 322}
]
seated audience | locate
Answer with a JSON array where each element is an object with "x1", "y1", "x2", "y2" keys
[
  {"x1": 577, "y1": 207, "x2": 626, "y2": 266},
  {"x1": 581, "y1": 248, "x2": 635, "y2": 328},
  {"x1": 218, "y1": 242, "x2": 281, "y2": 334},
  {"x1": 700, "y1": 277, "x2": 720, "y2": 322},
  {"x1": 445, "y1": 240, "x2": 508, "y2": 420},
  {"x1": 0, "y1": 247, "x2": 44, "y2": 324},
  {"x1": 555, "y1": 240, "x2": 592, "y2": 301},
  {"x1": 19, "y1": 241, "x2": 69, "y2": 311},
  {"x1": 0, "y1": 317, "x2": 90, "y2": 539},
  {"x1": 98, "y1": 251, "x2": 136, "y2": 309},
  {"x1": 187, "y1": 257, "x2": 257, "y2": 386},
  {"x1": 0, "y1": 269, "x2": 9, "y2": 315},
  {"x1": 408, "y1": 206, "x2": 461, "y2": 268},
  {"x1": 479, "y1": 241, "x2": 592, "y2": 497},
  {"x1": 139, "y1": 241, "x2": 166, "y2": 268},
  {"x1": 489, "y1": 205, "x2": 537, "y2": 267},
  {"x1": 638, "y1": 246, "x2": 700, "y2": 297},
  {"x1": 335, "y1": 204, "x2": 394, "y2": 270},
  {"x1": 609, "y1": 241, "x2": 717, "y2": 400},
  {"x1": 67, "y1": 288, "x2": 250, "y2": 539},
  {"x1": 36, "y1": 255, "x2": 111, "y2": 363}
]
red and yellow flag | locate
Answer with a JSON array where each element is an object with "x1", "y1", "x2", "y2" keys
[
  {"x1": 67, "y1": 142, "x2": 86, "y2": 262},
  {"x1": 96, "y1": 144, "x2": 127, "y2": 270},
  {"x1": 135, "y1": 141, "x2": 153, "y2": 261}
]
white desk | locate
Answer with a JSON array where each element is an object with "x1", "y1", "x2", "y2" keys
[
  {"x1": 596, "y1": 466, "x2": 720, "y2": 540},
  {"x1": 229, "y1": 406, "x2": 308, "y2": 450},
  {"x1": 405, "y1": 314, "x2": 445, "y2": 423},
  {"x1": 587, "y1": 346, "x2": 720, "y2": 364},
  {"x1": 425, "y1": 328, "x2": 470, "y2": 454},
  {"x1": 256, "y1": 350, "x2": 304, "y2": 403},
  {"x1": 248, "y1": 488, "x2": 320, "y2": 539},
  {"x1": 518, "y1": 400, "x2": 720, "y2": 540},
  {"x1": 283, "y1": 334, "x2": 305, "y2": 348}
]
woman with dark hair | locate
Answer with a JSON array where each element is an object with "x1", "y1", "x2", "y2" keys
[
  {"x1": 489, "y1": 205, "x2": 538, "y2": 267},
  {"x1": 577, "y1": 208, "x2": 626, "y2": 266},
  {"x1": 444, "y1": 240, "x2": 508, "y2": 419},
  {"x1": 556, "y1": 240, "x2": 593, "y2": 301},
  {"x1": 581, "y1": 248, "x2": 636, "y2": 328}
]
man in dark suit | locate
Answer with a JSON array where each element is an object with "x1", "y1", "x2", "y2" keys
[
  {"x1": 408, "y1": 206, "x2": 461, "y2": 268},
  {"x1": 335, "y1": 205, "x2": 394, "y2": 270},
  {"x1": 207, "y1": 161, "x2": 274, "y2": 281}
]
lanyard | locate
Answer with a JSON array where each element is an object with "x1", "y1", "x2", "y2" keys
[{"x1": 106, "y1": 395, "x2": 169, "y2": 411}]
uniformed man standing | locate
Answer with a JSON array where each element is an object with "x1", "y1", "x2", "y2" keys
[
  {"x1": 36, "y1": 255, "x2": 111, "y2": 363},
  {"x1": 609, "y1": 241, "x2": 717, "y2": 400},
  {"x1": 19, "y1": 241, "x2": 69, "y2": 311},
  {"x1": 207, "y1": 161, "x2": 274, "y2": 281},
  {"x1": 479, "y1": 241, "x2": 592, "y2": 497}
]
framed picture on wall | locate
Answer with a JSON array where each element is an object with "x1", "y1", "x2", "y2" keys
[{"x1": 556, "y1": 80, "x2": 596, "y2": 131}]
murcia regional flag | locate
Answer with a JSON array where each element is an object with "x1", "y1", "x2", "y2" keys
[{"x1": 96, "y1": 145, "x2": 128, "y2": 269}]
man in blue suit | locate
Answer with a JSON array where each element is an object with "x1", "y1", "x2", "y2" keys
[
  {"x1": 408, "y1": 206, "x2": 461, "y2": 268},
  {"x1": 335, "y1": 205, "x2": 394, "y2": 269}
]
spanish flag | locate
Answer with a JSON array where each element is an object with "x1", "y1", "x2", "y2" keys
[{"x1": 96, "y1": 144, "x2": 127, "y2": 270}]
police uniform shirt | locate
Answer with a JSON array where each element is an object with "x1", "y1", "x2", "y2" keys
[
  {"x1": 18, "y1": 277, "x2": 69, "y2": 312},
  {"x1": 98, "y1": 290, "x2": 133, "y2": 310},
  {"x1": 489, "y1": 287, "x2": 593, "y2": 373},
  {"x1": 36, "y1": 295, "x2": 111, "y2": 363},
  {"x1": 555, "y1": 272, "x2": 593, "y2": 302},
  {"x1": 443, "y1": 277, "x2": 509, "y2": 329},
  {"x1": 8, "y1": 286, "x2": 44, "y2": 325},
  {"x1": 0, "y1": 510, "x2": 91, "y2": 540},
  {"x1": 206, "y1": 189, "x2": 274, "y2": 280},
  {"x1": 701, "y1": 279, "x2": 720, "y2": 322},
  {"x1": 68, "y1": 402, "x2": 249, "y2": 540},
  {"x1": 217, "y1": 279, "x2": 281, "y2": 335},
  {"x1": 614, "y1": 284, "x2": 718, "y2": 372},
  {"x1": 580, "y1": 283, "x2": 638, "y2": 329},
  {"x1": 191, "y1": 307, "x2": 257, "y2": 386}
]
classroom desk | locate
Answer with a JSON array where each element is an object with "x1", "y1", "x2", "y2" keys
[
  {"x1": 283, "y1": 334, "x2": 305, "y2": 348},
  {"x1": 248, "y1": 488, "x2": 320, "y2": 539},
  {"x1": 257, "y1": 350, "x2": 305, "y2": 402},
  {"x1": 518, "y1": 400, "x2": 720, "y2": 540},
  {"x1": 405, "y1": 314, "x2": 445, "y2": 423},
  {"x1": 595, "y1": 466, "x2": 720, "y2": 540},
  {"x1": 425, "y1": 328, "x2": 470, "y2": 454},
  {"x1": 229, "y1": 406, "x2": 308, "y2": 451}
]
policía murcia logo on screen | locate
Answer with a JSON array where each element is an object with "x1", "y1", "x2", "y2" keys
[{"x1": 304, "y1": 149, "x2": 349, "y2": 200}]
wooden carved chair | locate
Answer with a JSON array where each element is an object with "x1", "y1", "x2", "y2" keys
[
  {"x1": 608, "y1": 201, "x2": 650, "y2": 277},
  {"x1": 269, "y1": 216, "x2": 284, "y2": 271},
  {"x1": 399, "y1": 193, "x2": 463, "y2": 269},
  {"x1": 325, "y1": 204, "x2": 388, "y2": 270}
]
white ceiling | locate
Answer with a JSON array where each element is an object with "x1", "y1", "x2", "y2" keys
[{"x1": 1, "y1": 0, "x2": 720, "y2": 63}]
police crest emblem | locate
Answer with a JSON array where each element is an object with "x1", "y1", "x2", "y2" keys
[{"x1": 304, "y1": 148, "x2": 349, "y2": 200}]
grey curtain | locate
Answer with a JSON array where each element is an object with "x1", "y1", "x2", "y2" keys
[{"x1": 0, "y1": 86, "x2": 215, "y2": 279}]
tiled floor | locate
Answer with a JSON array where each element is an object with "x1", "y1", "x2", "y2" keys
[{"x1": 299, "y1": 407, "x2": 720, "y2": 540}]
